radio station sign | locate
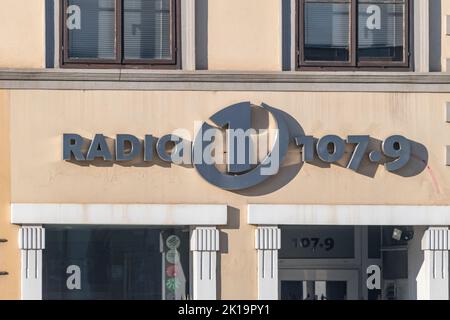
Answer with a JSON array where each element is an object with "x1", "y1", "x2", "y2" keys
[{"x1": 63, "y1": 102, "x2": 418, "y2": 191}]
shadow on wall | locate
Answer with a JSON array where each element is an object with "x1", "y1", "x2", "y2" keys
[
  {"x1": 66, "y1": 136, "x2": 192, "y2": 169},
  {"x1": 236, "y1": 106, "x2": 305, "y2": 196},
  {"x1": 333, "y1": 137, "x2": 429, "y2": 179},
  {"x1": 66, "y1": 104, "x2": 429, "y2": 196},
  {"x1": 217, "y1": 206, "x2": 240, "y2": 300},
  {"x1": 235, "y1": 108, "x2": 429, "y2": 197}
]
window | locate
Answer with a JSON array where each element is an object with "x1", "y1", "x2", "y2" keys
[
  {"x1": 43, "y1": 227, "x2": 190, "y2": 300},
  {"x1": 297, "y1": 0, "x2": 410, "y2": 69},
  {"x1": 61, "y1": 0, "x2": 179, "y2": 68}
]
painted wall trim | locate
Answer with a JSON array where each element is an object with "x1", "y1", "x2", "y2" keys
[
  {"x1": 181, "y1": 0, "x2": 196, "y2": 71},
  {"x1": 413, "y1": 0, "x2": 429, "y2": 72},
  {"x1": 11, "y1": 204, "x2": 228, "y2": 226},
  {"x1": 248, "y1": 205, "x2": 450, "y2": 226},
  {"x1": 2, "y1": 70, "x2": 450, "y2": 92}
]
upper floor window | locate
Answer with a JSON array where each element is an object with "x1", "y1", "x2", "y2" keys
[
  {"x1": 297, "y1": 0, "x2": 410, "y2": 69},
  {"x1": 61, "y1": 0, "x2": 179, "y2": 68}
]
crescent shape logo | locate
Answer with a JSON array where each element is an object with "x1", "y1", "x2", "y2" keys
[{"x1": 192, "y1": 102, "x2": 290, "y2": 191}]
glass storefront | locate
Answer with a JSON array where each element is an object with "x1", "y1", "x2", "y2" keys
[
  {"x1": 42, "y1": 226, "x2": 190, "y2": 300},
  {"x1": 279, "y1": 226, "x2": 415, "y2": 300}
]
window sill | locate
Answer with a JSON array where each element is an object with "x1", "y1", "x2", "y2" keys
[{"x1": 1, "y1": 68, "x2": 450, "y2": 92}]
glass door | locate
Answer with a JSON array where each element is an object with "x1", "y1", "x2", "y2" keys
[{"x1": 279, "y1": 269, "x2": 359, "y2": 300}]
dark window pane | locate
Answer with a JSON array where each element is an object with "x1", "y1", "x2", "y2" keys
[
  {"x1": 304, "y1": 1, "x2": 350, "y2": 62},
  {"x1": 358, "y1": 1, "x2": 405, "y2": 61},
  {"x1": 368, "y1": 289, "x2": 382, "y2": 300},
  {"x1": 124, "y1": 0, "x2": 172, "y2": 60},
  {"x1": 368, "y1": 226, "x2": 381, "y2": 259},
  {"x1": 281, "y1": 281, "x2": 347, "y2": 300},
  {"x1": 382, "y1": 250, "x2": 408, "y2": 280},
  {"x1": 281, "y1": 281, "x2": 304, "y2": 300},
  {"x1": 280, "y1": 226, "x2": 355, "y2": 259},
  {"x1": 43, "y1": 227, "x2": 190, "y2": 300},
  {"x1": 67, "y1": 0, "x2": 116, "y2": 59}
]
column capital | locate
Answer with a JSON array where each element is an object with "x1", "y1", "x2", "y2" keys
[
  {"x1": 421, "y1": 227, "x2": 449, "y2": 251},
  {"x1": 418, "y1": 227, "x2": 450, "y2": 300},
  {"x1": 19, "y1": 226, "x2": 45, "y2": 250},
  {"x1": 255, "y1": 226, "x2": 281, "y2": 250},
  {"x1": 190, "y1": 227, "x2": 219, "y2": 252},
  {"x1": 19, "y1": 226, "x2": 45, "y2": 300}
]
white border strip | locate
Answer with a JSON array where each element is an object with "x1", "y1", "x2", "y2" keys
[
  {"x1": 248, "y1": 205, "x2": 450, "y2": 226},
  {"x1": 12, "y1": 204, "x2": 227, "y2": 226}
]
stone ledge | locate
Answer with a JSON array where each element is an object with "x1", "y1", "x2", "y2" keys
[
  {"x1": 2, "y1": 69, "x2": 450, "y2": 92},
  {"x1": 1, "y1": 69, "x2": 450, "y2": 83}
]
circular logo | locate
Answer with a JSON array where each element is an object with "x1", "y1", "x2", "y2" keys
[
  {"x1": 193, "y1": 102, "x2": 290, "y2": 191},
  {"x1": 166, "y1": 235, "x2": 181, "y2": 250},
  {"x1": 165, "y1": 249, "x2": 180, "y2": 264}
]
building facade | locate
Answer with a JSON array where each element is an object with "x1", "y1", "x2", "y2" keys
[{"x1": 1, "y1": 0, "x2": 450, "y2": 300}]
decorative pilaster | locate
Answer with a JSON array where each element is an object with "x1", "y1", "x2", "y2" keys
[
  {"x1": 19, "y1": 226, "x2": 45, "y2": 300},
  {"x1": 256, "y1": 226, "x2": 281, "y2": 300},
  {"x1": 181, "y1": 0, "x2": 196, "y2": 70},
  {"x1": 190, "y1": 227, "x2": 219, "y2": 300},
  {"x1": 418, "y1": 227, "x2": 449, "y2": 300},
  {"x1": 413, "y1": 0, "x2": 429, "y2": 72}
]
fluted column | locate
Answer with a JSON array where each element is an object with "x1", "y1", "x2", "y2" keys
[
  {"x1": 190, "y1": 227, "x2": 219, "y2": 300},
  {"x1": 418, "y1": 227, "x2": 449, "y2": 300},
  {"x1": 256, "y1": 226, "x2": 281, "y2": 300},
  {"x1": 19, "y1": 226, "x2": 45, "y2": 300}
]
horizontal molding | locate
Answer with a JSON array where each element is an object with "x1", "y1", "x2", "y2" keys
[
  {"x1": 2, "y1": 69, "x2": 450, "y2": 92},
  {"x1": 12, "y1": 203, "x2": 228, "y2": 226},
  {"x1": 248, "y1": 205, "x2": 450, "y2": 226}
]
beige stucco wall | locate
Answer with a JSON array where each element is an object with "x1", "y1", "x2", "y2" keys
[
  {"x1": 0, "y1": 0, "x2": 45, "y2": 68},
  {"x1": 0, "y1": 0, "x2": 449, "y2": 72},
  {"x1": 5, "y1": 89, "x2": 450, "y2": 299},
  {"x1": 0, "y1": 91, "x2": 18, "y2": 300},
  {"x1": 207, "y1": 0, "x2": 281, "y2": 71}
]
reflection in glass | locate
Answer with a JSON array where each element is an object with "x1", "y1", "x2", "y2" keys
[
  {"x1": 280, "y1": 226, "x2": 355, "y2": 259},
  {"x1": 304, "y1": 1, "x2": 350, "y2": 62},
  {"x1": 358, "y1": 1, "x2": 405, "y2": 61},
  {"x1": 43, "y1": 227, "x2": 190, "y2": 300},
  {"x1": 281, "y1": 281, "x2": 347, "y2": 300},
  {"x1": 67, "y1": 0, "x2": 116, "y2": 59},
  {"x1": 124, "y1": 0, "x2": 172, "y2": 60}
]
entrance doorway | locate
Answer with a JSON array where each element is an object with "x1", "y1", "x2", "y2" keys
[
  {"x1": 279, "y1": 269, "x2": 359, "y2": 300},
  {"x1": 277, "y1": 225, "x2": 416, "y2": 300}
]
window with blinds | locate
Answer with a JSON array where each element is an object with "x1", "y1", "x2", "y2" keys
[
  {"x1": 298, "y1": 0, "x2": 410, "y2": 69},
  {"x1": 304, "y1": 1, "x2": 351, "y2": 62},
  {"x1": 62, "y1": 0, "x2": 178, "y2": 67}
]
